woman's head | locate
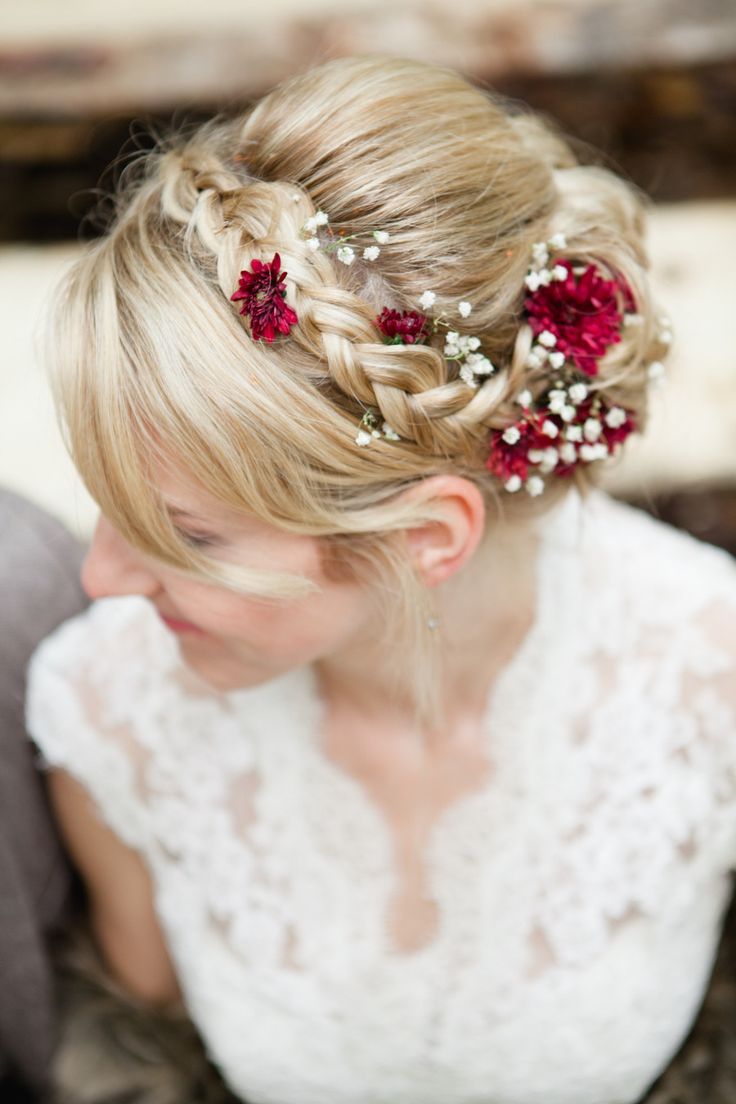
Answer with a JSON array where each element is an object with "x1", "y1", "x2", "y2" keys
[
  {"x1": 80, "y1": 453, "x2": 487, "y2": 701},
  {"x1": 50, "y1": 54, "x2": 668, "y2": 723}
]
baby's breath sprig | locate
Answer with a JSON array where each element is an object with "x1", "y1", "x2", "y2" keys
[
  {"x1": 416, "y1": 292, "x2": 495, "y2": 389},
  {"x1": 354, "y1": 410, "x2": 401, "y2": 447},
  {"x1": 301, "y1": 210, "x2": 390, "y2": 265}
]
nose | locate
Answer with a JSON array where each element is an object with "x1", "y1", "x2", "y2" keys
[{"x1": 81, "y1": 515, "x2": 162, "y2": 601}]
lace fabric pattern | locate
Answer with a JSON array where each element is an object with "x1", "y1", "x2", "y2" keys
[{"x1": 25, "y1": 491, "x2": 736, "y2": 1104}]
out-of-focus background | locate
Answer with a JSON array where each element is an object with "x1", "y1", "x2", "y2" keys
[{"x1": 1, "y1": 0, "x2": 735, "y2": 548}]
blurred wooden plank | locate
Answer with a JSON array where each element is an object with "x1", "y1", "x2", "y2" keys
[
  {"x1": 1, "y1": 0, "x2": 735, "y2": 117},
  {"x1": 602, "y1": 200, "x2": 736, "y2": 500}
]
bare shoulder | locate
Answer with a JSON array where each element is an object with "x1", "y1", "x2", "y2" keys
[{"x1": 48, "y1": 769, "x2": 181, "y2": 1006}]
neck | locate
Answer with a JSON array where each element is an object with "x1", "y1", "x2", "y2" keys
[{"x1": 314, "y1": 512, "x2": 541, "y2": 743}]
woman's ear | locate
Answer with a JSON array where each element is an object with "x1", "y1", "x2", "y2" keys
[{"x1": 398, "y1": 475, "x2": 486, "y2": 587}]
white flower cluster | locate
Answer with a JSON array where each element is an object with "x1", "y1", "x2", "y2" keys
[
  {"x1": 354, "y1": 410, "x2": 401, "y2": 448},
  {"x1": 646, "y1": 317, "x2": 672, "y2": 388},
  {"x1": 416, "y1": 293, "x2": 494, "y2": 389},
  {"x1": 503, "y1": 379, "x2": 631, "y2": 496},
  {"x1": 444, "y1": 331, "x2": 495, "y2": 389},
  {"x1": 525, "y1": 324, "x2": 568, "y2": 373},
  {"x1": 524, "y1": 232, "x2": 569, "y2": 292},
  {"x1": 301, "y1": 210, "x2": 390, "y2": 266},
  {"x1": 522, "y1": 239, "x2": 569, "y2": 374}
]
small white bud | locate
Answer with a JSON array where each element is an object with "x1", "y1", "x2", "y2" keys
[
  {"x1": 305, "y1": 236, "x2": 321, "y2": 252},
  {"x1": 458, "y1": 301, "x2": 473, "y2": 318},
  {"x1": 527, "y1": 449, "x2": 544, "y2": 464},
  {"x1": 566, "y1": 425, "x2": 583, "y2": 442},
  {"x1": 467, "y1": 336, "x2": 481, "y2": 351},
  {"x1": 526, "y1": 349, "x2": 546, "y2": 370},
  {"x1": 362, "y1": 245, "x2": 380, "y2": 261},
  {"x1": 502, "y1": 426, "x2": 521, "y2": 445},
  {"x1": 373, "y1": 230, "x2": 390, "y2": 244},
  {"x1": 581, "y1": 442, "x2": 610, "y2": 462},
  {"x1": 548, "y1": 232, "x2": 567, "y2": 250},
  {"x1": 548, "y1": 351, "x2": 565, "y2": 370},
  {"x1": 551, "y1": 264, "x2": 568, "y2": 281},
  {"x1": 517, "y1": 389, "x2": 533, "y2": 407},
  {"x1": 560, "y1": 404, "x2": 576, "y2": 423},
  {"x1": 524, "y1": 272, "x2": 542, "y2": 292},
  {"x1": 419, "y1": 290, "x2": 436, "y2": 310},
  {"x1": 459, "y1": 364, "x2": 478, "y2": 388},
  {"x1": 583, "y1": 418, "x2": 603, "y2": 442},
  {"x1": 336, "y1": 245, "x2": 355, "y2": 266},
  {"x1": 355, "y1": 430, "x2": 372, "y2": 447},
  {"x1": 314, "y1": 210, "x2": 329, "y2": 226},
  {"x1": 381, "y1": 423, "x2": 400, "y2": 440},
  {"x1": 648, "y1": 360, "x2": 666, "y2": 381},
  {"x1": 568, "y1": 382, "x2": 588, "y2": 405},
  {"x1": 542, "y1": 419, "x2": 559, "y2": 439},
  {"x1": 559, "y1": 442, "x2": 577, "y2": 464},
  {"x1": 539, "y1": 447, "x2": 559, "y2": 474},
  {"x1": 504, "y1": 475, "x2": 522, "y2": 493},
  {"x1": 538, "y1": 330, "x2": 557, "y2": 348},
  {"x1": 526, "y1": 476, "x2": 545, "y2": 497},
  {"x1": 531, "y1": 242, "x2": 549, "y2": 266},
  {"x1": 604, "y1": 406, "x2": 627, "y2": 429}
]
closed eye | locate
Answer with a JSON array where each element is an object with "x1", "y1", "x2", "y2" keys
[{"x1": 174, "y1": 528, "x2": 220, "y2": 549}]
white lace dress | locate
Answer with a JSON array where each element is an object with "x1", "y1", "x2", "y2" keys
[{"x1": 25, "y1": 490, "x2": 736, "y2": 1104}]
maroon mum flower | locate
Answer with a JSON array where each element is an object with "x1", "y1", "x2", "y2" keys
[
  {"x1": 524, "y1": 260, "x2": 624, "y2": 377},
  {"x1": 230, "y1": 253, "x2": 299, "y2": 343},
  {"x1": 376, "y1": 308, "x2": 429, "y2": 345},
  {"x1": 486, "y1": 413, "x2": 554, "y2": 486}
]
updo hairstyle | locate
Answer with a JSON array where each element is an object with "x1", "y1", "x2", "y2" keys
[{"x1": 49, "y1": 55, "x2": 669, "y2": 721}]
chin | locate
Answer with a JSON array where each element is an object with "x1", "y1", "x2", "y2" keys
[{"x1": 178, "y1": 650, "x2": 286, "y2": 694}]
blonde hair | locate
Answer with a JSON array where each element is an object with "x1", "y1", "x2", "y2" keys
[{"x1": 49, "y1": 54, "x2": 669, "y2": 726}]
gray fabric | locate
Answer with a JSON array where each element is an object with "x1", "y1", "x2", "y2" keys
[{"x1": 0, "y1": 489, "x2": 89, "y2": 1090}]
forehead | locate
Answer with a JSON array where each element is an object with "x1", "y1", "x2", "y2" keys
[{"x1": 149, "y1": 453, "x2": 244, "y2": 527}]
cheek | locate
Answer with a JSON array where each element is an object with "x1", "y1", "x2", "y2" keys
[
  {"x1": 169, "y1": 580, "x2": 367, "y2": 658},
  {"x1": 228, "y1": 590, "x2": 365, "y2": 657}
]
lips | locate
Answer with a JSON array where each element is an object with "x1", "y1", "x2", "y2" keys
[{"x1": 157, "y1": 611, "x2": 208, "y2": 636}]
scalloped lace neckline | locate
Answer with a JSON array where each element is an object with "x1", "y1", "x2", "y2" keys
[{"x1": 229, "y1": 490, "x2": 586, "y2": 961}]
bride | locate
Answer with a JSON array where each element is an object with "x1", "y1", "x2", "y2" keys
[{"x1": 26, "y1": 54, "x2": 736, "y2": 1104}]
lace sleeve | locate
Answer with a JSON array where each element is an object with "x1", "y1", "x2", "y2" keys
[
  {"x1": 24, "y1": 598, "x2": 156, "y2": 853},
  {"x1": 686, "y1": 595, "x2": 736, "y2": 871}
]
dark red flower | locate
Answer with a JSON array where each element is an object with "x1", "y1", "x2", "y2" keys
[
  {"x1": 486, "y1": 413, "x2": 551, "y2": 484},
  {"x1": 524, "y1": 260, "x2": 624, "y2": 377},
  {"x1": 486, "y1": 393, "x2": 636, "y2": 487},
  {"x1": 376, "y1": 308, "x2": 429, "y2": 345},
  {"x1": 230, "y1": 253, "x2": 298, "y2": 343}
]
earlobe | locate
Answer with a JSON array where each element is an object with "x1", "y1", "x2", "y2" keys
[{"x1": 401, "y1": 476, "x2": 486, "y2": 588}]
